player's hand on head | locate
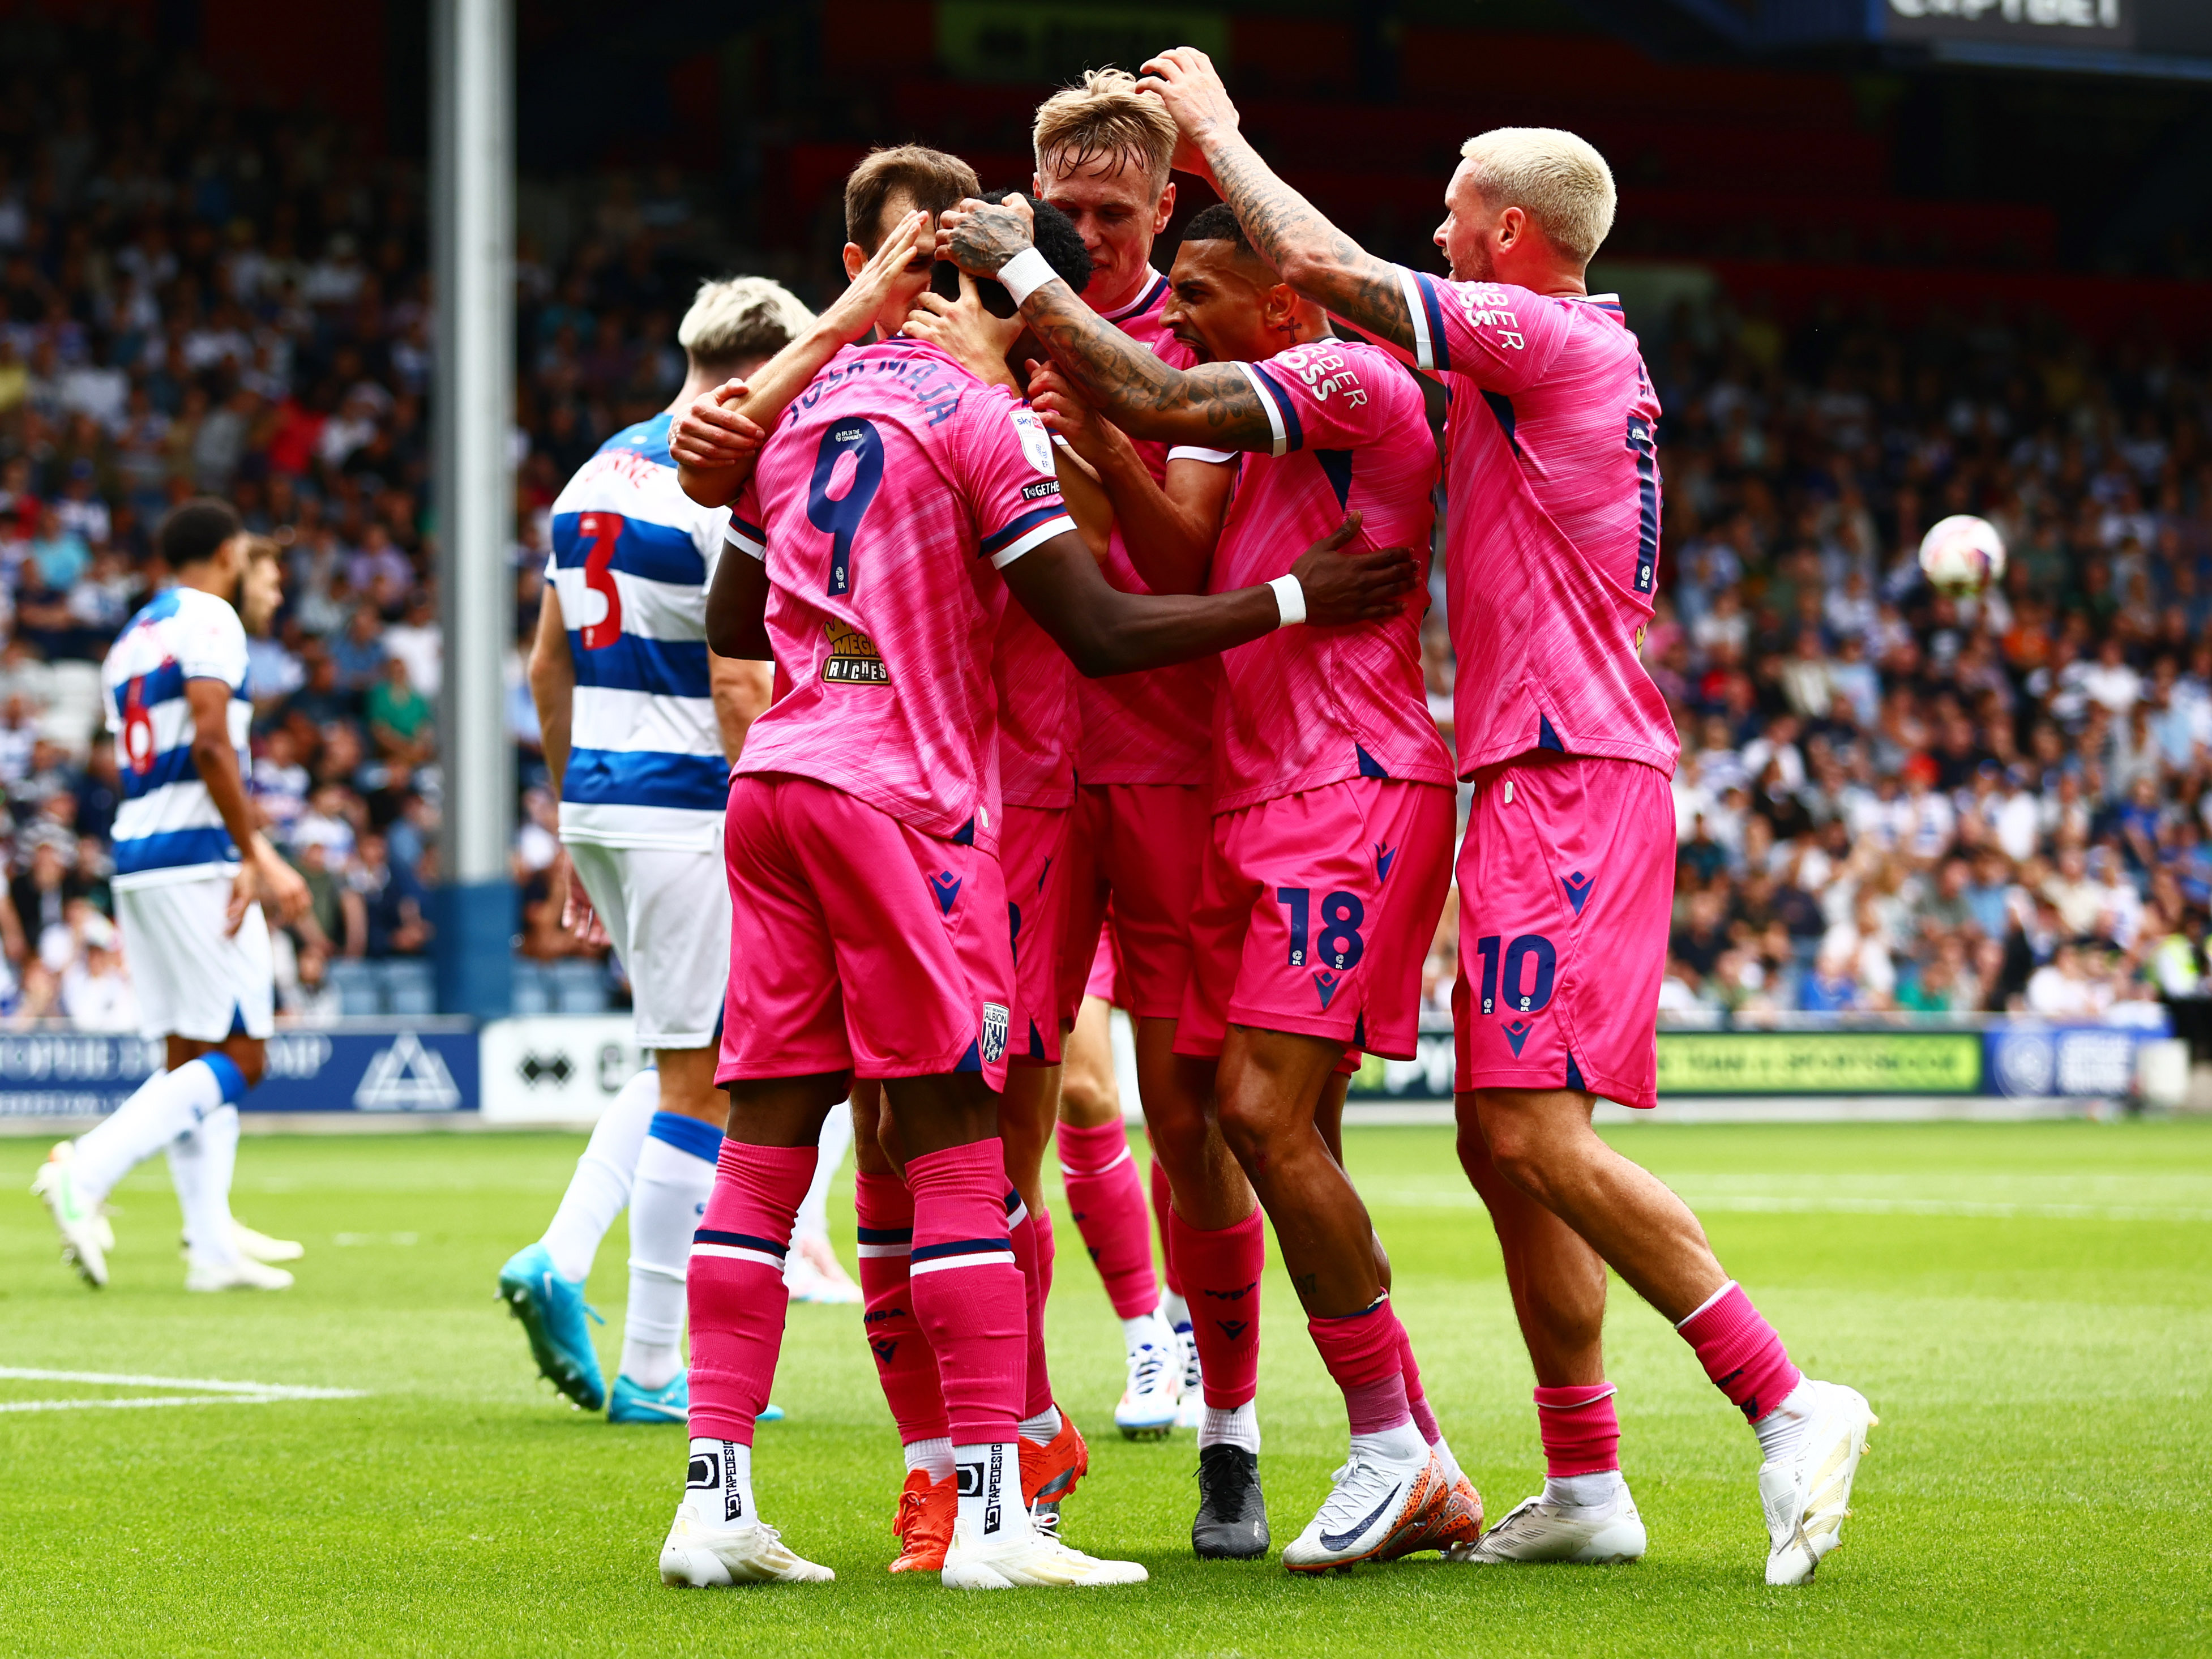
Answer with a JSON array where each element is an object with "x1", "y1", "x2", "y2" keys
[
  {"x1": 825, "y1": 208, "x2": 930, "y2": 338},
  {"x1": 937, "y1": 196, "x2": 1035, "y2": 277},
  {"x1": 1287, "y1": 512, "x2": 1421, "y2": 625},
  {"x1": 1136, "y1": 47, "x2": 1239, "y2": 177}
]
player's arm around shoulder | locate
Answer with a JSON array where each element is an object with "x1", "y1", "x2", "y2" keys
[{"x1": 1135, "y1": 47, "x2": 1418, "y2": 355}]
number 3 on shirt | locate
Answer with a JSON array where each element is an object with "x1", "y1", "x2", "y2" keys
[
  {"x1": 575, "y1": 511, "x2": 624, "y2": 649},
  {"x1": 808, "y1": 420, "x2": 885, "y2": 596}
]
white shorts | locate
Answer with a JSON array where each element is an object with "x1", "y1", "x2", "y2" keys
[
  {"x1": 566, "y1": 840, "x2": 731, "y2": 1050},
  {"x1": 115, "y1": 874, "x2": 275, "y2": 1044}
]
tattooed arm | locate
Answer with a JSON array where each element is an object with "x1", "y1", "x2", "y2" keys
[
  {"x1": 1135, "y1": 48, "x2": 1416, "y2": 354},
  {"x1": 936, "y1": 201, "x2": 1274, "y2": 452}
]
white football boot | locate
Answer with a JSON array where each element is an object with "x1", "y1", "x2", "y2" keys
[
  {"x1": 1282, "y1": 1446, "x2": 1447, "y2": 1573},
  {"x1": 1173, "y1": 1316, "x2": 1204, "y2": 1430},
  {"x1": 1760, "y1": 1380, "x2": 1876, "y2": 1586},
  {"x1": 940, "y1": 1517, "x2": 1147, "y2": 1588},
  {"x1": 660, "y1": 1503, "x2": 834, "y2": 1586},
  {"x1": 31, "y1": 1142, "x2": 109, "y2": 1288},
  {"x1": 233, "y1": 1220, "x2": 305, "y2": 1263},
  {"x1": 1113, "y1": 1311, "x2": 1180, "y2": 1440},
  {"x1": 1446, "y1": 1483, "x2": 1646, "y2": 1565},
  {"x1": 185, "y1": 1256, "x2": 294, "y2": 1292}
]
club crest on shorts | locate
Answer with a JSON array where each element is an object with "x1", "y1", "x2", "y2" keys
[{"x1": 979, "y1": 1001, "x2": 1009, "y2": 1064}]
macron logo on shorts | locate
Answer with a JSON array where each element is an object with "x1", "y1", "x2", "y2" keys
[
  {"x1": 1313, "y1": 969, "x2": 1342, "y2": 1011},
  {"x1": 1561, "y1": 869, "x2": 1594, "y2": 916},
  {"x1": 929, "y1": 870, "x2": 961, "y2": 914},
  {"x1": 1503, "y1": 1017, "x2": 1535, "y2": 1057}
]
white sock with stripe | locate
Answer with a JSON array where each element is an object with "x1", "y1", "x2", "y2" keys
[
  {"x1": 74, "y1": 1057, "x2": 241, "y2": 1204},
  {"x1": 623, "y1": 1110, "x2": 721, "y2": 1390}
]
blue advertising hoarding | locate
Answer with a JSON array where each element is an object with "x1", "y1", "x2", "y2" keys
[{"x1": 0, "y1": 1024, "x2": 479, "y2": 1118}]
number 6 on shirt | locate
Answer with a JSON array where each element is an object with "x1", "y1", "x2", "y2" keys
[{"x1": 807, "y1": 419, "x2": 885, "y2": 595}]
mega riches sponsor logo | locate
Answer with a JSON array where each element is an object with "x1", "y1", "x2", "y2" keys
[{"x1": 821, "y1": 618, "x2": 889, "y2": 685}]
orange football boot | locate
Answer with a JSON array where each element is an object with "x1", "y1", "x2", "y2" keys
[
  {"x1": 1379, "y1": 1471, "x2": 1484, "y2": 1560},
  {"x1": 1020, "y1": 1410, "x2": 1089, "y2": 1529},
  {"x1": 888, "y1": 1468, "x2": 956, "y2": 1572}
]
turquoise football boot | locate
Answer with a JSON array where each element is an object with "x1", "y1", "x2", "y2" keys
[
  {"x1": 609, "y1": 1372, "x2": 687, "y2": 1424},
  {"x1": 497, "y1": 1242, "x2": 606, "y2": 1411},
  {"x1": 607, "y1": 1370, "x2": 787, "y2": 1426}
]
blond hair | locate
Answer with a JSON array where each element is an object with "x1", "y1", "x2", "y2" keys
[
  {"x1": 1033, "y1": 68, "x2": 1177, "y2": 198},
  {"x1": 1457, "y1": 127, "x2": 1616, "y2": 266},
  {"x1": 678, "y1": 277, "x2": 815, "y2": 373}
]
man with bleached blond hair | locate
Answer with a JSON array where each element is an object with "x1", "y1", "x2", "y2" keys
[{"x1": 1133, "y1": 49, "x2": 1877, "y2": 1587}]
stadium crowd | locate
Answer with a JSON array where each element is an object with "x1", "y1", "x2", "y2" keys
[{"x1": 0, "y1": 10, "x2": 2207, "y2": 1043}]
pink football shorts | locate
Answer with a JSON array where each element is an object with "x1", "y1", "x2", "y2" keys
[
  {"x1": 1176, "y1": 777, "x2": 1454, "y2": 1062},
  {"x1": 717, "y1": 774, "x2": 1012, "y2": 1089},
  {"x1": 1079, "y1": 908, "x2": 1123, "y2": 1007},
  {"x1": 1056, "y1": 782, "x2": 1210, "y2": 1025},
  {"x1": 1452, "y1": 751, "x2": 1672, "y2": 1110},
  {"x1": 1000, "y1": 802, "x2": 1070, "y2": 1067}
]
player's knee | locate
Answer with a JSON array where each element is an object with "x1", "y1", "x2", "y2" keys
[
  {"x1": 1473, "y1": 1101, "x2": 1558, "y2": 1202},
  {"x1": 1212, "y1": 1087, "x2": 1284, "y2": 1175},
  {"x1": 226, "y1": 1041, "x2": 267, "y2": 1090}
]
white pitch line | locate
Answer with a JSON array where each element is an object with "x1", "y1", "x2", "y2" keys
[
  {"x1": 0, "y1": 1367, "x2": 367, "y2": 1414},
  {"x1": 0, "y1": 1368, "x2": 363, "y2": 1398},
  {"x1": 0, "y1": 1394, "x2": 352, "y2": 1414}
]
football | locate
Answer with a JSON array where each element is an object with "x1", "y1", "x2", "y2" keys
[{"x1": 1918, "y1": 513, "x2": 2008, "y2": 594}]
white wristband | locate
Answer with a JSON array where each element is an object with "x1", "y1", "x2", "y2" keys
[
  {"x1": 1268, "y1": 573, "x2": 1307, "y2": 628},
  {"x1": 998, "y1": 247, "x2": 1057, "y2": 307}
]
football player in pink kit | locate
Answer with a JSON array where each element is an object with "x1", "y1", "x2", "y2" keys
[
  {"x1": 1137, "y1": 49, "x2": 1876, "y2": 1587},
  {"x1": 1029, "y1": 73, "x2": 1247, "y2": 1439},
  {"x1": 656, "y1": 153, "x2": 1419, "y2": 1589},
  {"x1": 943, "y1": 195, "x2": 1478, "y2": 1572}
]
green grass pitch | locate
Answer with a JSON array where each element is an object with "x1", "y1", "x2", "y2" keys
[{"x1": 4, "y1": 1118, "x2": 2209, "y2": 1656}]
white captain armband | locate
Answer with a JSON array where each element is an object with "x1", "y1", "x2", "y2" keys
[{"x1": 1268, "y1": 574, "x2": 1307, "y2": 628}]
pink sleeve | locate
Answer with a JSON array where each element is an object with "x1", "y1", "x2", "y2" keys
[
  {"x1": 1236, "y1": 340, "x2": 1422, "y2": 456},
  {"x1": 1391, "y1": 268, "x2": 1568, "y2": 394},
  {"x1": 955, "y1": 392, "x2": 1079, "y2": 570},
  {"x1": 726, "y1": 476, "x2": 766, "y2": 561}
]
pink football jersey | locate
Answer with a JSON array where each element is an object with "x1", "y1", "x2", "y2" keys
[
  {"x1": 728, "y1": 336, "x2": 1076, "y2": 845},
  {"x1": 1390, "y1": 270, "x2": 1679, "y2": 778},
  {"x1": 1075, "y1": 270, "x2": 1225, "y2": 788},
  {"x1": 1206, "y1": 336, "x2": 1452, "y2": 810},
  {"x1": 994, "y1": 587, "x2": 1073, "y2": 810}
]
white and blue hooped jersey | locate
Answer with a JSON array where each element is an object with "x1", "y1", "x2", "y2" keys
[
  {"x1": 101, "y1": 585, "x2": 251, "y2": 890},
  {"x1": 548, "y1": 413, "x2": 732, "y2": 849}
]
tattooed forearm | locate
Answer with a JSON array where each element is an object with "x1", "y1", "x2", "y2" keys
[
  {"x1": 1020, "y1": 281, "x2": 1273, "y2": 449},
  {"x1": 1200, "y1": 135, "x2": 1418, "y2": 354}
]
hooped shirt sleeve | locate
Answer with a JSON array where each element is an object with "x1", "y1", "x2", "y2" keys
[
  {"x1": 1388, "y1": 269, "x2": 1572, "y2": 394},
  {"x1": 725, "y1": 476, "x2": 768, "y2": 562},
  {"x1": 176, "y1": 595, "x2": 249, "y2": 690},
  {"x1": 956, "y1": 389, "x2": 1078, "y2": 570},
  {"x1": 1233, "y1": 338, "x2": 1422, "y2": 456}
]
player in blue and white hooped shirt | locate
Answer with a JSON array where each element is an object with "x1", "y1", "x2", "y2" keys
[
  {"x1": 497, "y1": 277, "x2": 855, "y2": 1426},
  {"x1": 32, "y1": 503, "x2": 312, "y2": 1292}
]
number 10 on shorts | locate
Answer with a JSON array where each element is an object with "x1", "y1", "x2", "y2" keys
[
  {"x1": 1471, "y1": 933, "x2": 1556, "y2": 1016},
  {"x1": 1276, "y1": 887, "x2": 1365, "y2": 971}
]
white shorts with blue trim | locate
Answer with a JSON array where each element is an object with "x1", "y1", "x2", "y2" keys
[
  {"x1": 564, "y1": 839, "x2": 731, "y2": 1050},
  {"x1": 114, "y1": 873, "x2": 275, "y2": 1043}
]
